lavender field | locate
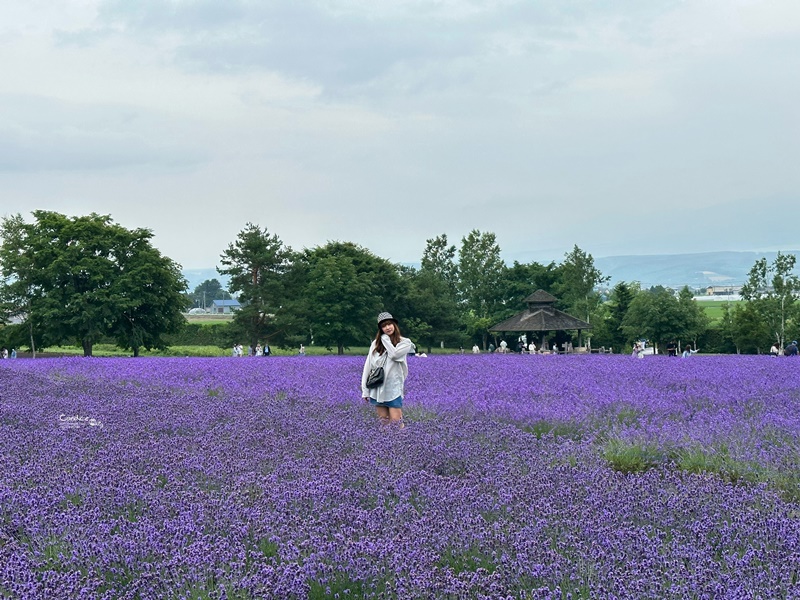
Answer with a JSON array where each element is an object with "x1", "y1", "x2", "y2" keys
[{"x1": 1, "y1": 354, "x2": 799, "y2": 599}]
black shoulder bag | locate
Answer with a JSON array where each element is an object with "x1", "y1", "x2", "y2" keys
[{"x1": 365, "y1": 352, "x2": 388, "y2": 389}]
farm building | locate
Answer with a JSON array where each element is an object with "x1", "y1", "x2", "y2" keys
[
  {"x1": 706, "y1": 285, "x2": 742, "y2": 296},
  {"x1": 210, "y1": 299, "x2": 241, "y2": 314}
]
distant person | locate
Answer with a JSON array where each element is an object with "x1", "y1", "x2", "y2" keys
[
  {"x1": 784, "y1": 341, "x2": 798, "y2": 357},
  {"x1": 666, "y1": 340, "x2": 677, "y2": 357},
  {"x1": 263, "y1": 343, "x2": 270, "y2": 356},
  {"x1": 529, "y1": 341, "x2": 537, "y2": 354},
  {"x1": 632, "y1": 342, "x2": 644, "y2": 359},
  {"x1": 255, "y1": 344, "x2": 263, "y2": 356},
  {"x1": 488, "y1": 343, "x2": 495, "y2": 353},
  {"x1": 682, "y1": 345, "x2": 699, "y2": 358},
  {"x1": 499, "y1": 340, "x2": 508, "y2": 354},
  {"x1": 1, "y1": 348, "x2": 7, "y2": 359},
  {"x1": 770, "y1": 342, "x2": 781, "y2": 357},
  {"x1": 299, "y1": 344, "x2": 306, "y2": 356},
  {"x1": 472, "y1": 344, "x2": 480, "y2": 354},
  {"x1": 10, "y1": 348, "x2": 16, "y2": 359}
]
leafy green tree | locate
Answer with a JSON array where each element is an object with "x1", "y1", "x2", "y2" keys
[
  {"x1": 704, "y1": 302, "x2": 740, "y2": 354},
  {"x1": 110, "y1": 241, "x2": 188, "y2": 356},
  {"x1": 590, "y1": 281, "x2": 637, "y2": 351},
  {"x1": 190, "y1": 279, "x2": 225, "y2": 309},
  {"x1": 401, "y1": 267, "x2": 461, "y2": 353},
  {"x1": 740, "y1": 253, "x2": 800, "y2": 348},
  {"x1": 421, "y1": 234, "x2": 459, "y2": 300},
  {"x1": 556, "y1": 245, "x2": 609, "y2": 324},
  {"x1": 410, "y1": 235, "x2": 463, "y2": 351},
  {"x1": 292, "y1": 242, "x2": 403, "y2": 354},
  {"x1": 621, "y1": 288, "x2": 684, "y2": 350},
  {"x1": 717, "y1": 302, "x2": 738, "y2": 352},
  {"x1": 730, "y1": 302, "x2": 771, "y2": 354},
  {"x1": 607, "y1": 281, "x2": 636, "y2": 351},
  {"x1": 677, "y1": 286, "x2": 710, "y2": 346},
  {"x1": 457, "y1": 230, "x2": 506, "y2": 347},
  {"x1": 501, "y1": 260, "x2": 562, "y2": 312},
  {"x1": 0, "y1": 211, "x2": 188, "y2": 357},
  {"x1": 218, "y1": 223, "x2": 295, "y2": 348},
  {"x1": 0, "y1": 214, "x2": 42, "y2": 355}
]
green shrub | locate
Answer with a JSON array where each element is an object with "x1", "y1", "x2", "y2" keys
[{"x1": 602, "y1": 438, "x2": 665, "y2": 473}]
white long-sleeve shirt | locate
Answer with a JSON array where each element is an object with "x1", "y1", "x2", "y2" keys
[{"x1": 361, "y1": 334, "x2": 413, "y2": 403}]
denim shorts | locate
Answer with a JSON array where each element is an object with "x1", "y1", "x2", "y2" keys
[{"x1": 369, "y1": 396, "x2": 403, "y2": 408}]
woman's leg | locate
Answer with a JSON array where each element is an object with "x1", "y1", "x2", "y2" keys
[
  {"x1": 388, "y1": 408, "x2": 404, "y2": 428},
  {"x1": 375, "y1": 405, "x2": 390, "y2": 425}
]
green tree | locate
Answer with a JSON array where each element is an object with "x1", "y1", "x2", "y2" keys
[
  {"x1": 457, "y1": 230, "x2": 506, "y2": 347},
  {"x1": 730, "y1": 302, "x2": 771, "y2": 354},
  {"x1": 593, "y1": 281, "x2": 637, "y2": 352},
  {"x1": 293, "y1": 242, "x2": 403, "y2": 354},
  {"x1": 677, "y1": 286, "x2": 710, "y2": 347},
  {"x1": 0, "y1": 214, "x2": 42, "y2": 355},
  {"x1": 621, "y1": 288, "x2": 684, "y2": 350},
  {"x1": 717, "y1": 302, "x2": 737, "y2": 352},
  {"x1": 704, "y1": 302, "x2": 756, "y2": 354},
  {"x1": 110, "y1": 241, "x2": 188, "y2": 356},
  {"x1": 0, "y1": 211, "x2": 188, "y2": 357},
  {"x1": 218, "y1": 223, "x2": 295, "y2": 348},
  {"x1": 190, "y1": 279, "x2": 225, "y2": 309},
  {"x1": 740, "y1": 253, "x2": 800, "y2": 348},
  {"x1": 401, "y1": 267, "x2": 461, "y2": 353},
  {"x1": 421, "y1": 234, "x2": 459, "y2": 300},
  {"x1": 501, "y1": 260, "x2": 562, "y2": 312},
  {"x1": 412, "y1": 235, "x2": 462, "y2": 351},
  {"x1": 556, "y1": 245, "x2": 609, "y2": 324}
]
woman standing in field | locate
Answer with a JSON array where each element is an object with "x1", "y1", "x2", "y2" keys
[{"x1": 362, "y1": 312, "x2": 413, "y2": 428}]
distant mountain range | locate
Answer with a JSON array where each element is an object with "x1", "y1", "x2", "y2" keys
[
  {"x1": 594, "y1": 251, "x2": 800, "y2": 289},
  {"x1": 182, "y1": 251, "x2": 800, "y2": 293}
]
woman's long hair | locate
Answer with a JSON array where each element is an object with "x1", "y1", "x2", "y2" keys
[{"x1": 374, "y1": 321, "x2": 401, "y2": 354}]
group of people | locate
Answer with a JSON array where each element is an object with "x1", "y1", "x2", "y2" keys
[
  {"x1": 633, "y1": 341, "x2": 699, "y2": 358},
  {"x1": 473, "y1": 342, "x2": 539, "y2": 354},
  {"x1": 0, "y1": 348, "x2": 16, "y2": 359},
  {"x1": 231, "y1": 343, "x2": 271, "y2": 357},
  {"x1": 771, "y1": 340, "x2": 798, "y2": 356},
  {"x1": 484, "y1": 339, "x2": 545, "y2": 354},
  {"x1": 230, "y1": 343, "x2": 313, "y2": 357}
]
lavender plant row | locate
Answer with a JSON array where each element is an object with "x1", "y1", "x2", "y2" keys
[{"x1": 1, "y1": 355, "x2": 799, "y2": 599}]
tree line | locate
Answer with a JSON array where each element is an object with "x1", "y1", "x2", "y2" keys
[{"x1": 1, "y1": 212, "x2": 797, "y2": 356}]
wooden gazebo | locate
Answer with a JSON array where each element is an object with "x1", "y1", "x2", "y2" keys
[{"x1": 489, "y1": 289, "x2": 591, "y2": 352}]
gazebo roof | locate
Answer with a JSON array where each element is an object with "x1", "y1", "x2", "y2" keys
[
  {"x1": 488, "y1": 289, "x2": 591, "y2": 333},
  {"x1": 524, "y1": 289, "x2": 557, "y2": 304}
]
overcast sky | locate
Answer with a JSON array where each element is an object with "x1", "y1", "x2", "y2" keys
[{"x1": 1, "y1": 0, "x2": 798, "y2": 269}]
